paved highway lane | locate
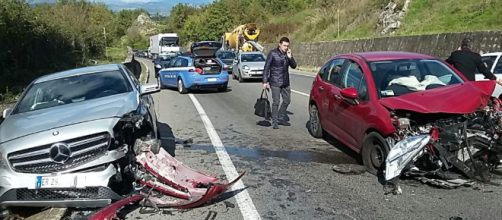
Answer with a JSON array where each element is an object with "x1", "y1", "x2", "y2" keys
[{"x1": 128, "y1": 58, "x2": 502, "y2": 220}]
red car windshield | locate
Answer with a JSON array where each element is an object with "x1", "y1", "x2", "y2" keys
[{"x1": 368, "y1": 59, "x2": 464, "y2": 97}]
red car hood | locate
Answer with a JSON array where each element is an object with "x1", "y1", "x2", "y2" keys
[{"x1": 379, "y1": 81, "x2": 495, "y2": 114}]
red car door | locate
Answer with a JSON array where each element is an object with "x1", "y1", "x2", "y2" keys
[
  {"x1": 328, "y1": 59, "x2": 373, "y2": 152},
  {"x1": 317, "y1": 59, "x2": 346, "y2": 134}
]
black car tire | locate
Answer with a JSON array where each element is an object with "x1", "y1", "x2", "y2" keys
[
  {"x1": 218, "y1": 84, "x2": 228, "y2": 92},
  {"x1": 362, "y1": 132, "x2": 390, "y2": 175},
  {"x1": 308, "y1": 104, "x2": 323, "y2": 138},
  {"x1": 238, "y1": 71, "x2": 244, "y2": 83},
  {"x1": 177, "y1": 78, "x2": 188, "y2": 94}
]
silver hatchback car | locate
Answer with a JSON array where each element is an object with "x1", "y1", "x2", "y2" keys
[
  {"x1": 0, "y1": 64, "x2": 160, "y2": 207},
  {"x1": 232, "y1": 51, "x2": 266, "y2": 82}
]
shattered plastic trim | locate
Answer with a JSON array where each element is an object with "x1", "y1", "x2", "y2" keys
[{"x1": 385, "y1": 135, "x2": 431, "y2": 181}]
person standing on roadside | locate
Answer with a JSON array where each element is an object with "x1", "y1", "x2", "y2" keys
[
  {"x1": 446, "y1": 37, "x2": 502, "y2": 85},
  {"x1": 262, "y1": 37, "x2": 297, "y2": 129}
]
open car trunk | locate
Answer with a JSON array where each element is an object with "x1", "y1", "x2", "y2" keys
[
  {"x1": 190, "y1": 41, "x2": 223, "y2": 75},
  {"x1": 194, "y1": 58, "x2": 222, "y2": 75}
]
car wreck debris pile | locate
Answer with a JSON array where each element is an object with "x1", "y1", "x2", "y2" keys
[
  {"x1": 90, "y1": 138, "x2": 244, "y2": 220},
  {"x1": 385, "y1": 96, "x2": 502, "y2": 190}
]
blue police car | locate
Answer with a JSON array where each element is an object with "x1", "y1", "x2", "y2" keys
[{"x1": 158, "y1": 41, "x2": 229, "y2": 94}]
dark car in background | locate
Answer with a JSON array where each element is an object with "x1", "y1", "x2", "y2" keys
[
  {"x1": 153, "y1": 54, "x2": 176, "y2": 77},
  {"x1": 133, "y1": 50, "x2": 147, "y2": 58},
  {"x1": 216, "y1": 50, "x2": 236, "y2": 74}
]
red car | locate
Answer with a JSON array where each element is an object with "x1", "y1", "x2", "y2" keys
[{"x1": 308, "y1": 51, "x2": 499, "y2": 175}]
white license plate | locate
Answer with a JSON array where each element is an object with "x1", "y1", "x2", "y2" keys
[
  {"x1": 34, "y1": 176, "x2": 76, "y2": 189},
  {"x1": 207, "y1": 78, "x2": 217, "y2": 82},
  {"x1": 254, "y1": 71, "x2": 262, "y2": 74}
]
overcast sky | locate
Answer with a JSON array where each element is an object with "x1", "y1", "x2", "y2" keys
[{"x1": 31, "y1": 0, "x2": 213, "y2": 15}]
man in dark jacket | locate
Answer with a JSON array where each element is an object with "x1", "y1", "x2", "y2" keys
[
  {"x1": 446, "y1": 38, "x2": 502, "y2": 85},
  {"x1": 263, "y1": 37, "x2": 297, "y2": 129}
]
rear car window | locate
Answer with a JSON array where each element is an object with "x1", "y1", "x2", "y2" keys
[{"x1": 14, "y1": 70, "x2": 132, "y2": 114}]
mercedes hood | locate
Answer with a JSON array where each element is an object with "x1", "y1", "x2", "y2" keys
[{"x1": 0, "y1": 92, "x2": 138, "y2": 143}]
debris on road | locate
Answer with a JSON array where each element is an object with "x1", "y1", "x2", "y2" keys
[
  {"x1": 88, "y1": 139, "x2": 245, "y2": 219},
  {"x1": 332, "y1": 164, "x2": 367, "y2": 175},
  {"x1": 25, "y1": 208, "x2": 67, "y2": 220},
  {"x1": 134, "y1": 146, "x2": 244, "y2": 208}
]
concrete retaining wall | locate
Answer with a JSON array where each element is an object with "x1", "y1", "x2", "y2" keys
[{"x1": 262, "y1": 31, "x2": 502, "y2": 67}]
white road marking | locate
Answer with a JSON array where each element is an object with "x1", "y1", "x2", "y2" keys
[
  {"x1": 188, "y1": 94, "x2": 261, "y2": 220},
  {"x1": 291, "y1": 89, "x2": 310, "y2": 97},
  {"x1": 144, "y1": 60, "x2": 150, "y2": 83},
  {"x1": 291, "y1": 71, "x2": 315, "y2": 78}
]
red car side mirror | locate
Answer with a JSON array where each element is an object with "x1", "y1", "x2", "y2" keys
[{"x1": 340, "y1": 87, "x2": 358, "y2": 100}]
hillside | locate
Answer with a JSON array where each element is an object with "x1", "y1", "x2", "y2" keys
[
  {"x1": 262, "y1": 0, "x2": 501, "y2": 43},
  {"x1": 159, "y1": 0, "x2": 501, "y2": 45}
]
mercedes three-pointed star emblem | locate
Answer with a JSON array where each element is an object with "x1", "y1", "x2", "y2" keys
[{"x1": 49, "y1": 143, "x2": 71, "y2": 163}]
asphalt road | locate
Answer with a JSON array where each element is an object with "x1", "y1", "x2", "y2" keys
[{"x1": 127, "y1": 58, "x2": 502, "y2": 220}]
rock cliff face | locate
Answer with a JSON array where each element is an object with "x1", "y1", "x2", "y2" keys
[
  {"x1": 127, "y1": 13, "x2": 160, "y2": 36},
  {"x1": 378, "y1": 0, "x2": 412, "y2": 35}
]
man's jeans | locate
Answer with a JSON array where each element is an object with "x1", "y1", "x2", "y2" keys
[{"x1": 270, "y1": 86, "x2": 291, "y2": 123}]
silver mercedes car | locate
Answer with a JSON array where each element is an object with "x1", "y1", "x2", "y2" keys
[{"x1": 0, "y1": 64, "x2": 160, "y2": 207}]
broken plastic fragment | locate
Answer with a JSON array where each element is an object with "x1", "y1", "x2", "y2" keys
[
  {"x1": 136, "y1": 148, "x2": 245, "y2": 208},
  {"x1": 385, "y1": 135, "x2": 431, "y2": 181},
  {"x1": 89, "y1": 195, "x2": 144, "y2": 220}
]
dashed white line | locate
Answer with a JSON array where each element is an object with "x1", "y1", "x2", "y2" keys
[
  {"x1": 188, "y1": 94, "x2": 261, "y2": 220},
  {"x1": 291, "y1": 89, "x2": 310, "y2": 97}
]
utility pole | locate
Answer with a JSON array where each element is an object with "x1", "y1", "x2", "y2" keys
[
  {"x1": 103, "y1": 27, "x2": 108, "y2": 58},
  {"x1": 337, "y1": 8, "x2": 340, "y2": 39}
]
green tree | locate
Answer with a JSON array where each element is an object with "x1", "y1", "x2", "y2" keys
[{"x1": 164, "y1": 3, "x2": 199, "y2": 32}]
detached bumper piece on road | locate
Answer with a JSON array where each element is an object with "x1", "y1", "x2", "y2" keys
[{"x1": 89, "y1": 140, "x2": 244, "y2": 220}]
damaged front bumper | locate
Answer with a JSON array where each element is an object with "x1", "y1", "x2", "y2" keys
[{"x1": 0, "y1": 164, "x2": 121, "y2": 207}]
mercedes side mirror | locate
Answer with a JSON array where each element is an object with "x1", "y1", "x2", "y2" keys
[
  {"x1": 140, "y1": 83, "x2": 160, "y2": 96},
  {"x1": 3, "y1": 108, "x2": 13, "y2": 119}
]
